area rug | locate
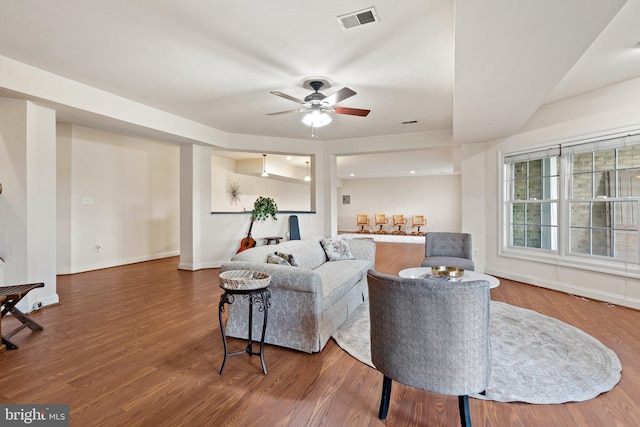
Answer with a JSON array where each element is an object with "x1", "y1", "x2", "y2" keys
[{"x1": 332, "y1": 301, "x2": 622, "y2": 404}]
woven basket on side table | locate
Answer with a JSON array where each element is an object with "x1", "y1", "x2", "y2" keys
[{"x1": 219, "y1": 270, "x2": 271, "y2": 291}]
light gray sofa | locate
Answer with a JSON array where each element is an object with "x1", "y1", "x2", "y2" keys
[{"x1": 220, "y1": 237, "x2": 376, "y2": 353}]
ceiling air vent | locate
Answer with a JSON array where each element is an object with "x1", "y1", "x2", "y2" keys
[{"x1": 337, "y1": 7, "x2": 379, "y2": 30}]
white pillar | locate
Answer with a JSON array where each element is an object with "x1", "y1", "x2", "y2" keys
[
  {"x1": 0, "y1": 98, "x2": 58, "y2": 310},
  {"x1": 179, "y1": 143, "x2": 211, "y2": 270},
  {"x1": 318, "y1": 150, "x2": 338, "y2": 237}
]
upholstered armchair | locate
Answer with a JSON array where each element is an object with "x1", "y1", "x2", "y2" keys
[
  {"x1": 421, "y1": 232, "x2": 475, "y2": 271},
  {"x1": 367, "y1": 270, "x2": 491, "y2": 427}
]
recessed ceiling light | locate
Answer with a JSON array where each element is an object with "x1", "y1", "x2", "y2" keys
[
  {"x1": 350, "y1": 173, "x2": 355, "y2": 177},
  {"x1": 410, "y1": 170, "x2": 416, "y2": 174},
  {"x1": 286, "y1": 156, "x2": 292, "y2": 160}
]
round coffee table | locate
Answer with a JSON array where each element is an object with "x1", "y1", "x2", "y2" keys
[{"x1": 398, "y1": 267, "x2": 500, "y2": 289}]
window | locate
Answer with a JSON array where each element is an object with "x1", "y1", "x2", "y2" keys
[
  {"x1": 505, "y1": 149, "x2": 559, "y2": 251},
  {"x1": 566, "y1": 140, "x2": 640, "y2": 261},
  {"x1": 504, "y1": 133, "x2": 640, "y2": 264}
]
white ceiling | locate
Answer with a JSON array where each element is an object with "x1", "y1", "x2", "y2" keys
[{"x1": 1, "y1": 0, "x2": 639, "y2": 178}]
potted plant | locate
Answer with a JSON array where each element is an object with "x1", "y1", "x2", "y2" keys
[
  {"x1": 252, "y1": 196, "x2": 278, "y2": 222},
  {"x1": 236, "y1": 196, "x2": 278, "y2": 253}
]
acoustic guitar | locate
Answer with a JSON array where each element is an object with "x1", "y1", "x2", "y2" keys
[{"x1": 236, "y1": 219, "x2": 257, "y2": 253}]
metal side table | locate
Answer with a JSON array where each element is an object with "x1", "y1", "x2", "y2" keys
[{"x1": 218, "y1": 270, "x2": 271, "y2": 374}]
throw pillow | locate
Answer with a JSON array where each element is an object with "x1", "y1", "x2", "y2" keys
[
  {"x1": 275, "y1": 251, "x2": 300, "y2": 267},
  {"x1": 321, "y1": 237, "x2": 355, "y2": 261},
  {"x1": 267, "y1": 253, "x2": 291, "y2": 266}
]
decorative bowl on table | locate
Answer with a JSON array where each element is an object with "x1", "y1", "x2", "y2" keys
[
  {"x1": 219, "y1": 270, "x2": 271, "y2": 290},
  {"x1": 431, "y1": 266, "x2": 465, "y2": 278}
]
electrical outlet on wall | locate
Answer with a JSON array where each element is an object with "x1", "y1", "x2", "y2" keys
[{"x1": 473, "y1": 248, "x2": 479, "y2": 256}]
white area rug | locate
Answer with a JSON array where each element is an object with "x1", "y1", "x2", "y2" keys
[
  {"x1": 340, "y1": 233, "x2": 425, "y2": 244},
  {"x1": 332, "y1": 301, "x2": 622, "y2": 404}
]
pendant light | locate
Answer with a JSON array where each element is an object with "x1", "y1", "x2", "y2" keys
[
  {"x1": 304, "y1": 161, "x2": 311, "y2": 182},
  {"x1": 261, "y1": 154, "x2": 269, "y2": 177}
]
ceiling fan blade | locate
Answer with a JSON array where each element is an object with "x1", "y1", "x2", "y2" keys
[
  {"x1": 334, "y1": 106, "x2": 370, "y2": 117},
  {"x1": 266, "y1": 108, "x2": 308, "y2": 116},
  {"x1": 324, "y1": 87, "x2": 356, "y2": 105},
  {"x1": 270, "y1": 91, "x2": 305, "y2": 104}
]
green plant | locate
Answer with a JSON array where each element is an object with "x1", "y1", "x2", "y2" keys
[{"x1": 252, "y1": 196, "x2": 278, "y2": 222}]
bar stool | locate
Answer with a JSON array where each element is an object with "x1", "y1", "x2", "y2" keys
[
  {"x1": 392, "y1": 215, "x2": 407, "y2": 235},
  {"x1": 411, "y1": 215, "x2": 427, "y2": 235},
  {"x1": 374, "y1": 214, "x2": 389, "y2": 234},
  {"x1": 356, "y1": 214, "x2": 371, "y2": 234}
]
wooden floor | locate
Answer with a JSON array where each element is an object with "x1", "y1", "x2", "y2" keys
[{"x1": 1, "y1": 242, "x2": 639, "y2": 426}]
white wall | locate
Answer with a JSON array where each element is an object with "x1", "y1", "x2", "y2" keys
[
  {"x1": 57, "y1": 124, "x2": 180, "y2": 274},
  {"x1": 337, "y1": 175, "x2": 461, "y2": 233},
  {"x1": 461, "y1": 143, "x2": 487, "y2": 271},
  {"x1": 472, "y1": 76, "x2": 640, "y2": 309}
]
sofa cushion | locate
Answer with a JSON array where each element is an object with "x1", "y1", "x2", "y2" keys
[
  {"x1": 232, "y1": 245, "x2": 277, "y2": 263},
  {"x1": 275, "y1": 251, "x2": 299, "y2": 267},
  {"x1": 267, "y1": 253, "x2": 291, "y2": 266},
  {"x1": 314, "y1": 259, "x2": 370, "y2": 308},
  {"x1": 277, "y1": 238, "x2": 327, "y2": 270},
  {"x1": 320, "y1": 237, "x2": 355, "y2": 261}
]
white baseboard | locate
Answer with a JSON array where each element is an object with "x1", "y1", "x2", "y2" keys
[
  {"x1": 16, "y1": 293, "x2": 60, "y2": 314},
  {"x1": 486, "y1": 267, "x2": 640, "y2": 311},
  {"x1": 57, "y1": 251, "x2": 180, "y2": 275}
]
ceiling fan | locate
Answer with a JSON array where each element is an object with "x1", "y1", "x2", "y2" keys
[{"x1": 267, "y1": 80, "x2": 370, "y2": 133}]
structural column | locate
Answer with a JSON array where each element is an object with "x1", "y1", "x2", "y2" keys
[
  {"x1": 0, "y1": 99, "x2": 58, "y2": 311},
  {"x1": 179, "y1": 143, "x2": 212, "y2": 270},
  {"x1": 318, "y1": 150, "x2": 338, "y2": 237}
]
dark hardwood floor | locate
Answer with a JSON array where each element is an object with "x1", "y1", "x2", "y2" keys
[{"x1": 1, "y1": 242, "x2": 639, "y2": 426}]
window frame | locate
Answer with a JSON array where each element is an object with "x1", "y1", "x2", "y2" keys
[
  {"x1": 500, "y1": 130, "x2": 640, "y2": 276},
  {"x1": 503, "y1": 148, "x2": 560, "y2": 254}
]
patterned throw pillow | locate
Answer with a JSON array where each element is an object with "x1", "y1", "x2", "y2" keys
[
  {"x1": 275, "y1": 251, "x2": 299, "y2": 267},
  {"x1": 320, "y1": 237, "x2": 355, "y2": 261},
  {"x1": 267, "y1": 253, "x2": 291, "y2": 266}
]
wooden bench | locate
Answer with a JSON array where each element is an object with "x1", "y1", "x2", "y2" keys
[
  {"x1": 263, "y1": 236, "x2": 283, "y2": 245},
  {"x1": 0, "y1": 296, "x2": 5, "y2": 360},
  {"x1": 1, "y1": 283, "x2": 45, "y2": 350}
]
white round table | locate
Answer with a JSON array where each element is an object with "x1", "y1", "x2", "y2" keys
[{"x1": 398, "y1": 267, "x2": 500, "y2": 289}]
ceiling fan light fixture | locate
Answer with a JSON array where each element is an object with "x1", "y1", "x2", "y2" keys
[{"x1": 302, "y1": 110, "x2": 332, "y2": 128}]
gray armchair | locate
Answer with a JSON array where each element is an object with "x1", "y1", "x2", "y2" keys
[
  {"x1": 367, "y1": 270, "x2": 491, "y2": 427},
  {"x1": 421, "y1": 232, "x2": 475, "y2": 271}
]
